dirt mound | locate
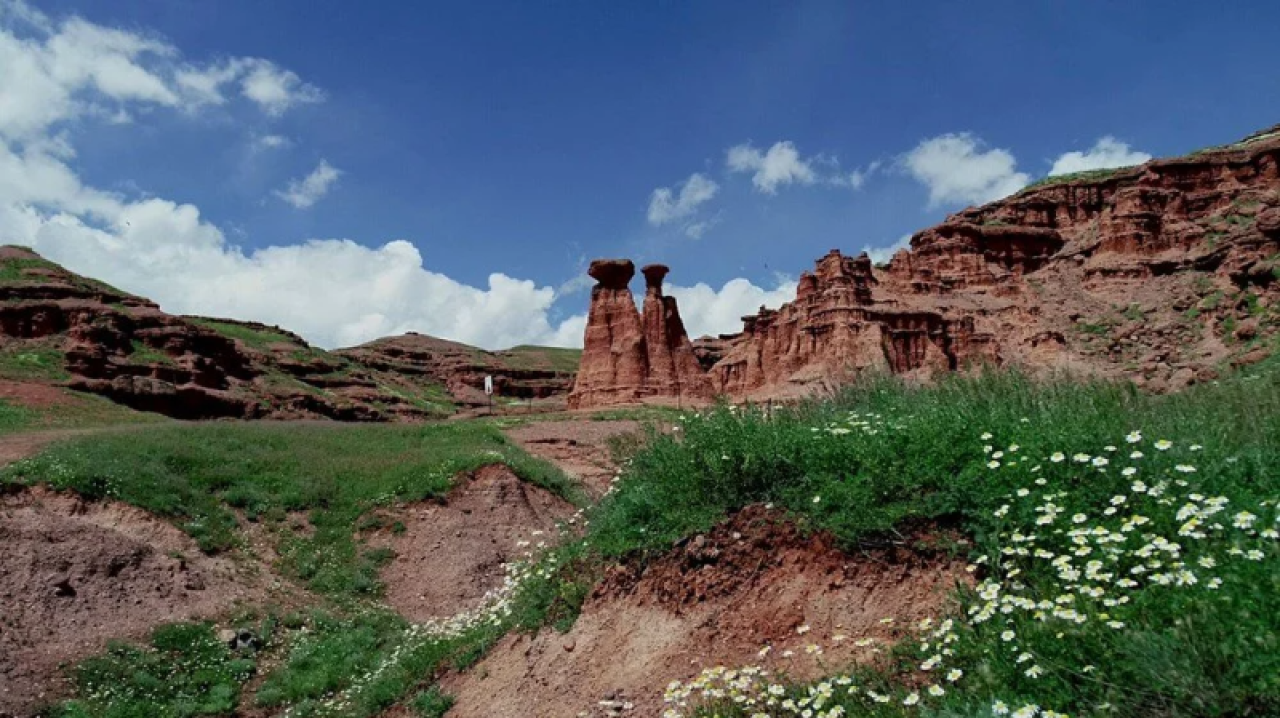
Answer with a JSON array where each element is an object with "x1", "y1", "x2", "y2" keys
[
  {"x1": 442, "y1": 506, "x2": 970, "y2": 718},
  {"x1": 0, "y1": 487, "x2": 264, "y2": 716},
  {"x1": 502, "y1": 420, "x2": 640, "y2": 497},
  {"x1": 370, "y1": 464, "x2": 575, "y2": 622}
]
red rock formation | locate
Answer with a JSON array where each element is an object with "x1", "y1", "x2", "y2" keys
[
  {"x1": 623, "y1": 123, "x2": 1280, "y2": 398},
  {"x1": 568, "y1": 261, "x2": 712, "y2": 408},
  {"x1": 640, "y1": 264, "x2": 714, "y2": 402},
  {"x1": 0, "y1": 247, "x2": 431, "y2": 420},
  {"x1": 568, "y1": 260, "x2": 648, "y2": 408}
]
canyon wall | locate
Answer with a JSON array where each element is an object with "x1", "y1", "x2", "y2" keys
[{"x1": 574, "y1": 123, "x2": 1280, "y2": 404}]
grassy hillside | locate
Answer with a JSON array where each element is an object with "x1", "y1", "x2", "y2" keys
[
  {"x1": 12, "y1": 361, "x2": 1278, "y2": 717},
  {"x1": 578, "y1": 364, "x2": 1280, "y2": 718}
]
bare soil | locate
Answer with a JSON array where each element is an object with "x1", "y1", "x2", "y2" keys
[
  {"x1": 369, "y1": 464, "x2": 575, "y2": 622},
  {"x1": 502, "y1": 420, "x2": 640, "y2": 497},
  {"x1": 442, "y1": 506, "x2": 971, "y2": 718},
  {"x1": 0, "y1": 486, "x2": 269, "y2": 717}
]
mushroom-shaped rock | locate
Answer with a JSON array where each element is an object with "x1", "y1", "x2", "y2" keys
[
  {"x1": 588, "y1": 259, "x2": 635, "y2": 289},
  {"x1": 641, "y1": 264, "x2": 670, "y2": 291}
]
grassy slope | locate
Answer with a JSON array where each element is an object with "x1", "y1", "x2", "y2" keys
[
  {"x1": 582, "y1": 364, "x2": 1279, "y2": 718},
  {"x1": 2, "y1": 421, "x2": 579, "y2": 595},
  {"x1": 5, "y1": 420, "x2": 581, "y2": 718},
  {"x1": 500, "y1": 345, "x2": 582, "y2": 374},
  {"x1": 15, "y1": 361, "x2": 1279, "y2": 717}
]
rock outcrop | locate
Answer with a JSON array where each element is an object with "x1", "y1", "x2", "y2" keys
[
  {"x1": 582, "y1": 123, "x2": 1280, "y2": 402},
  {"x1": 568, "y1": 261, "x2": 710, "y2": 409}
]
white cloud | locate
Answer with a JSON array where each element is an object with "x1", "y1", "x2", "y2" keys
[
  {"x1": 667, "y1": 276, "x2": 798, "y2": 339},
  {"x1": 902, "y1": 133, "x2": 1030, "y2": 207},
  {"x1": 861, "y1": 234, "x2": 911, "y2": 265},
  {"x1": 683, "y1": 217, "x2": 716, "y2": 239},
  {"x1": 275, "y1": 159, "x2": 341, "y2": 208},
  {"x1": 1049, "y1": 136, "x2": 1151, "y2": 176},
  {"x1": 238, "y1": 59, "x2": 324, "y2": 116},
  {"x1": 0, "y1": 0, "x2": 322, "y2": 143},
  {"x1": 0, "y1": 2, "x2": 584, "y2": 351},
  {"x1": 726, "y1": 141, "x2": 818, "y2": 194},
  {"x1": 647, "y1": 172, "x2": 718, "y2": 225},
  {"x1": 830, "y1": 160, "x2": 881, "y2": 190},
  {"x1": 251, "y1": 133, "x2": 291, "y2": 151}
]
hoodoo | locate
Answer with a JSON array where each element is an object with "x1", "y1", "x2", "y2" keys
[{"x1": 567, "y1": 260, "x2": 711, "y2": 409}]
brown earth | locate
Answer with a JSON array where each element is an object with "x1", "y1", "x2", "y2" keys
[
  {"x1": 572, "y1": 123, "x2": 1280, "y2": 406},
  {"x1": 368, "y1": 464, "x2": 575, "y2": 623},
  {"x1": 502, "y1": 420, "x2": 641, "y2": 497},
  {"x1": 442, "y1": 506, "x2": 970, "y2": 718},
  {"x1": 0, "y1": 486, "x2": 271, "y2": 717}
]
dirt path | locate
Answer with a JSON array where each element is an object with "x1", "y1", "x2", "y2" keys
[{"x1": 501, "y1": 420, "x2": 641, "y2": 497}]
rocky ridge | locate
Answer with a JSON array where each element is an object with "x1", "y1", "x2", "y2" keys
[
  {"x1": 0, "y1": 247, "x2": 577, "y2": 421},
  {"x1": 573, "y1": 124, "x2": 1280, "y2": 406}
]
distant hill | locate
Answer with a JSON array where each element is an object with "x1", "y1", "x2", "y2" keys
[
  {"x1": 336, "y1": 334, "x2": 579, "y2": 409},
  {"x1": 0, "y1": 246, "x2": 579, "y2": 422}
]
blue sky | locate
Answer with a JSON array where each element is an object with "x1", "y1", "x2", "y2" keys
[{"x1": 4, "y1": 1, "x2": 1279, "y2": 348}]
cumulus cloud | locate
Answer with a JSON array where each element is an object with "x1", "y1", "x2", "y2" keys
[
  {"x1": 666, "y1": 277, "x2": 798, "y2": 339},
  {"x1": 0, "y1": 2, "x2": 584, "y2": 351},
  {"x1": 0, "y1": 135, "x2": 587, "y2": 349},
  {"x1": 902, "y1": 133, "x2": 1030, "y2": 208},
  {"x1": 647, "y1": 172, "x2": 718, "y2": 225},
  {"x1": 0, "y1": 0, "x2": 321, "y2": 143},
  {"x1": 861, "y1": 234, "x2": 911, "y2": 265},
  {"x1": 275, "y1": 159, "x2": 341, "y2": 208},
  {"x1": 237, "y1": 59, "x2": 324, "y2": 116},
  {"x1": 1049, "y1": 136, "x2": 1151, "y2": 176},
  {"x1": 726, "y1": 141, "x2": 818, "y2": 194}
]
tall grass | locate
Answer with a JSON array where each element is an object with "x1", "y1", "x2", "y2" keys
[
  {"x1": 589, "y1": 367, "x2": 1278, "y2": 559},
  {"x1": 583, "y1": 364, "x2": 1279, "y2": 718}
]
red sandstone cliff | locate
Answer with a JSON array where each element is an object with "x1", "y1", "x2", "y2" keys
[{"x1": 576, "y1": 123, "x2": 1280, "y2": 402}]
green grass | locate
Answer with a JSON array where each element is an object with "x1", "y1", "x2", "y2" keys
[
  {"x1": 1, "y1": 421, "x2": 581, "y2": 597},
  {"x1": 50, "y1": 622, "x2": 254, "y2": 718},
  {"x1": 187, "y1": 318, "x2": 300, "y2": 350},
  {"x1": 568, "y1": 363, "x2": 1280, "y2": 718},
  {"x1": 0, "y1": 393, "x2": 167, "y2": 435},
  {"x1": 1024, "y1": 166, "x2": 1128, "y2": 190},
  {"x1": 129, "y1": 340, "x2": 175, "y2": 366},
  {"x1": 501, "y1": 345, "x2": 582, "y2": 374},
  {"x1": 410, "y1": 687, "x2": 455, "y2": 717},
  {"x1": 0, "y1": 344, "x2": 69, "y2": 381}
]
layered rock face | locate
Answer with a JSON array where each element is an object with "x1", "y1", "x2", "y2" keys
[
  {"x1": 579, "y1": 123, "x2": 1280, "y2": 401},
  {"x1": 567, "y1": 261, "x2": 711, "y2": 409},
  {"x1": 0, "y1": 247, "x2": 441, "y2": 420}
]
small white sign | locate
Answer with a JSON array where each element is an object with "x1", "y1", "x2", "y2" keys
[{"x1": 484, "y1": 375, "x2": 493, "y2": 395}]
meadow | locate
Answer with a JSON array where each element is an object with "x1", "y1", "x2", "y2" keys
[{"x1": 6, "y1": 359, "x2": 1277, "y2": 717}]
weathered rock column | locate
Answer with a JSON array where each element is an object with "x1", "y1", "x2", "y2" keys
[
  {"x1": 640, "y1": 264, "x2": 713, "y2": 403},
  {"x1": 567, "y1": 259, "x2": 648, "y2": 409}
]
